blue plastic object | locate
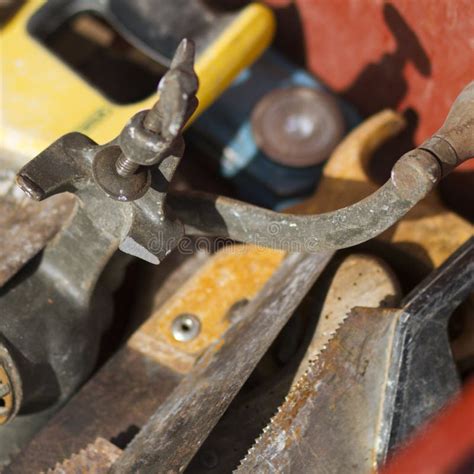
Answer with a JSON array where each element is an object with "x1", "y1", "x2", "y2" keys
[{"x1": 188, "y1": 49, "x2": 361, "y2": 209}]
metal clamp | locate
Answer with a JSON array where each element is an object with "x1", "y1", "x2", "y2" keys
[{"x1": 17, "y1": 41, "x2": 474, "y2": 261}]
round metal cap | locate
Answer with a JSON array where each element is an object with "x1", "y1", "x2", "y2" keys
[
  {"x1": 92, "y1": 146, "x2": 151, "y2": 202},
  {"x1": 251, "y1": 86, "x2": 345, "y2": 167}
]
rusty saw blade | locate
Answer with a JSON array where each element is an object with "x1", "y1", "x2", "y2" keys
[
  {"x1": 110, "y1": 250, "x2": 334, "y2": 473},
  {"x1": 185, "y1": 252, "x2": 401, "y2": 473},
  {"x1": 236, "y1": 237, "x2": 474, "y2": 473},
  {"x1": 45, "y1": 438, "x2": 122, "y2": 474}
]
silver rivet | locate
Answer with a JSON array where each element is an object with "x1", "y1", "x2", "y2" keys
[{"x1": 171, "y1": 314, "x2": 201, "y2": 342}]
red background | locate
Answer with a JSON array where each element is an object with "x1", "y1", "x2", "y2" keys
[{"x1": 264, "y1": 0, "x2": 474, "y2": 217}]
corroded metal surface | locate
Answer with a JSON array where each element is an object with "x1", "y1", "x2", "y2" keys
[
  {"x1": 168, "y1": 159, "x2": 440, "y2": 251},
  {"x1": 5, "y1": 245, "x2": 283, "y2": 472},
  {"x1": 9, "y1": 95, "x2": 473, "y2": 470},
  {"x1": 46, "y1": 438, "x2": 122, "y2": 474},
  {"x1": 168, "y1": 82, "x2": 473, "y2": 252},
  {"x1": 5, "y1": 349, "x2": 180, "y2": 473},
  {"x1": 17, "y1": 53, "x2": 473, "y2": 259},
  {"x1": 187, "y1": 253, "x2": 402, "y2": 473},
  {"x1": 5, "y1": 29, "x2": 472, "y2": 470},
  {"x1": 0, "y1": 171, "x2": 75, "y2": 287},
  {"x1": 111, "y1": 251, "x2": 333, "y2": 473},
  {"x1": 237, "y1": 306, "x2": 402, "y2": 474},
  {"x1": 1, "y1": 43, "x2": 198, "y2": 462},
  {"x1": 237, "y1": 237, "x2": 474, "y2": 473}
]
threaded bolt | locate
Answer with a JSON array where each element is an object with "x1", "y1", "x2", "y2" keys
[
  {"x1": 115, "y1": 106, "x2": 158, "y2": 178},
  {"x1": 115, "y1": 154, "x2": 140, "y2": 178}
]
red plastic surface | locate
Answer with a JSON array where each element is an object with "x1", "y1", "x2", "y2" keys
[
  {"x1": 267, "y1": 0, "x2": 474, "y2": 167},
  {"x1": 382, "y1": 379, "x2": 474, "y2": 474}
]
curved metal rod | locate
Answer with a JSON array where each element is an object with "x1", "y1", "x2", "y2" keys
[
  {"x1": 168, "y1": 81, "x2": 473, "y2": 252},
  {"x1": 168, "y1": 149, "x2": 441, "y2": 252}
]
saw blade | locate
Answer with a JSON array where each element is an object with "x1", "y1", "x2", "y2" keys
[
  {"x1": 110, "y1": 251, "x2": 334, "y2": 473},
  {"x1": 186, "y1": 252, "x2": 401, "y2": 473},
  {"x1": 237, "y1": 237, "x2": 474, "y2": 473},
  {"x1": 235, "y1": 306, "x2": 403, "y2": 474},
  {"x1": 46, "y1": 438, "x2": 122, "y2": 474}
]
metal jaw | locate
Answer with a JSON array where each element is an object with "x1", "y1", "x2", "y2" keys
[{"x1": 17, "y1": 132, "x2": 184, "y2": 265}]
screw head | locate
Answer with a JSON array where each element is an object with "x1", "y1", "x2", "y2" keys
[{"x1": 171, "y1": 314, "x2": 201, "y2": 342}]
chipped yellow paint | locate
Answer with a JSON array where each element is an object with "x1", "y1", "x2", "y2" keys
[
  {"x1": 1, "y1": 1, "x2": 275, "y2": 163},
  {"x1": 129, "y1": 245, "x2": 284, "y2": 372}
]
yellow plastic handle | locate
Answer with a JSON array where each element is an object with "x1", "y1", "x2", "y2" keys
[{"x1": 0, "y1": 1, "x2": 275, "y2": 162}]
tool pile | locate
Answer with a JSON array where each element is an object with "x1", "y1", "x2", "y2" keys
[{"x1": 1, "y1": 1, "x2": 473, "y2": 473}]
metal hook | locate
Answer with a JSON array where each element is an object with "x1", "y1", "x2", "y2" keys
[{"x1": 167, "y1": 81, "x2": 473, "y2": 252}]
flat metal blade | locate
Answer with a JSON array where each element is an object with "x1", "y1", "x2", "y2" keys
[
  {"x1": 236, "y1": 306, "x2": 403, "y2": 473},
  {"x1": 236, "y1": 237, "x2": 474, "y2": 473},
  {"x1": 46, "y1": 438, "x2": 121, "y2": 474},
  {"x1": 111, "y1": 251, "x2": 334, "y2": 473}
]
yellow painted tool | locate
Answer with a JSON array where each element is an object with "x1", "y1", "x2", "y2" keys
[{"x1": 0, "y1": 1, "x2": 275, "y2": 163}]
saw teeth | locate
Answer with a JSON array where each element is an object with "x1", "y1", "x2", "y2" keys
[
  {"x1": 235, "y1": 309, "x2": 357, "y2": 472},
  {"x1": 45, "y1": 438, "x2": 122, "y2": 473}
]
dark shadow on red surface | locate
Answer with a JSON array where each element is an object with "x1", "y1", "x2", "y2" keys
[
  {"x1": 343, "y1": 3, "x2": 431, "y2": 115},
  {"x1": 271, "y1": 2, "x2": 306, "y2": 67}
]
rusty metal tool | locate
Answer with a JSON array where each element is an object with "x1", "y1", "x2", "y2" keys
[
  {"x1": 0, "y1": 33, "x2": 198, "y2": 468},
  {"x1": 0, "y1": 172, "x2": 127, "y2": 464},
  {"x1": 5, "y1": 245, "x2": 284, "y2": 473},
  {"x1": 17, "y1": 32, "x2": 474, "y2": 262},
  {"x1": 186, "y1": 252, "x2": 401, "y2": 473},
  {"x1": 186, "y1": 106, "x2": 472, "y2": 470},
  {"x1": 9, "y1": 38, "x2": 473, "y2": 472},
  {"x1": 110, "y1": 251, "x2": 333, "y2": 473},
  {"x1": 45, "y1": 438, "x2": 122, "y2": 474},
  {"x1": 168, "y1": 81, "x2": 474, "y2": 252},
  {"x1": 237, "y1": 237, "x2": 474, "y2": 473},
  {"x1": 17, "y1": 38, "x2": 198, "y2": 262},
  {"x1": 8, "y1": 250, "x2": 400, "y2": 472}
]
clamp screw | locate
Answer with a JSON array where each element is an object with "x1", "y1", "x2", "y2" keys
[
  {"x1": 115, "y1": 103, "x2": 163, "y2": 178},
  {"x1": 115, "y1": 154, "x2": 142, "y2": 178},
  {"x1": 114, "y1": 38, "x2": 199, "y2": 178}
]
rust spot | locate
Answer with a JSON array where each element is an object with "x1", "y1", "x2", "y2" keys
[{"x1": 0, "y1": 192, "x2": 76, "y2": 286}]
